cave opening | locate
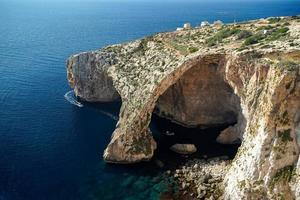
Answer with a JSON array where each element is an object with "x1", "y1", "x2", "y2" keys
[{"x1": 150, "y1": 56, "x2": 243, "y2": 168}]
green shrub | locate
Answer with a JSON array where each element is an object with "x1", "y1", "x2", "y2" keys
[
  {"x1": 275, "y1": 27, "x2": 289, "y2": 33},
  {"x1": 188, "y1": 47, "x2": 199, "y2": 53},
  {"x1": 237, "y1": 30, "x2": 253, "y2": 40},
  {"x1": 243, "y1": 33, "x2": 265, "y2": 45},
  {"x1": 268, "y1": 17, "x2": 281, "y2": 24},
  {"x1": 267, "y1": 27, "x2": 289, "y2": 41},
  {"x1": 278, "y1": 129, "x2": 292, "y2": 142}
]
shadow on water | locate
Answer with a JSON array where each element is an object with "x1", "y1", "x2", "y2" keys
[{"x1": 150, "y1": 114, "x2": 241, "y2": 170}]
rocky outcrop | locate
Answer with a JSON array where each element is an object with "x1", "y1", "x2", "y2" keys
[
  {"x1": 67, "y1": 16, "x2": 300, "y2": 199},
  {"x1": 67, "y1": 51, "x2": 120, "y2": 102}
]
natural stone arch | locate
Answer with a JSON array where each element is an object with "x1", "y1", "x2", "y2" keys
[{"x1": 103, "y1": 53, "x2": 245, "y2": 163}]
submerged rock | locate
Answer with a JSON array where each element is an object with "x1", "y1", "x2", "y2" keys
[
  {"x1": 170, "y1": 144, "x2": 197, "y2": 155},
  {"x1": 155, "y1": 159, "x2": 164, "y2": 168}
]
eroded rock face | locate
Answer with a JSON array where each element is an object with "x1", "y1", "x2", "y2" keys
[
  {"x1": 156, "y1": 56, "x2": 240, "y2": 128},
  {"x1": 67, "y1": 51, "x2": 120, "y2": 102},
  {"x1": 67, "y1": 16, "x2": 300, "y2": 199},
  {"x1": 223, "y1": 53, "x2": 300, "y2": 200}
]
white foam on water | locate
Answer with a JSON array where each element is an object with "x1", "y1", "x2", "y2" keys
[{"x1": 64, "y1": 90, "x2": 83, "y2": 107}]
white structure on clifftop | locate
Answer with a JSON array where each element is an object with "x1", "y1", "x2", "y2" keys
[
  {"x1": 176, "y1": 23, "x2": 192, "y2": 31},
  {"x1": 183, "y1": 23, "x2": 192, "y2": 29},
  {"x1": 213, "y1": 20, "x2": 224, "y2": 27},
  {"x1": 200, "y1": 21, "x2": 210, "y2": 27}
]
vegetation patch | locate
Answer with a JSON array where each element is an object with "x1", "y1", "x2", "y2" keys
[
  {"x1": 165, "y1": 40, "x2": 189, "y2": 55},
  {"x1": 243, "y1": 33, "x2": 265, "y2": 46},
  {"x1": 268, "y1": 17, "x2": 282, "y2": 24},
  {"x1": 276, "y1": 60, "x2": 300, "y2": 72},
  {"x1": 257, "y1": 25, "x2": 274, "y2": 31},
  {"x1": 269, "y1": 165, "x2": 295, "y2": 190},
  {"x1": 278, "y1": 129, "x2": 292, "y2": 142},
  {"x1": 206, "y1": 28, "x2": 241, "y2": 46},
  {"x1": 266, "y1": 27, "x2": 289, "y2": 41},
  {"x1": 291, "y1": 15, "x2": 300, "y2": 20},
  {"x1": 237, "y1": 30, "x2": 253, "y2": 40},
  {"x1": 188, "y1": 46, "x2": 199, "y2": 53}
]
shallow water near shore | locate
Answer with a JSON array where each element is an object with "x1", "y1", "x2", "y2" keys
[{"x1": 1, "y1": 0, "x2": 300, "y2": 199}]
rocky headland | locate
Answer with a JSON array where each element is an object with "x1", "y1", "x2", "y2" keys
[{"x1": 67, "y1": 16, "x2": 300, "y2": 199}]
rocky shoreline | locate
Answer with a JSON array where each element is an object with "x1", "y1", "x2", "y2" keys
[{"x1": 165, "y1": 157, "x2": 230, "y2": 200}]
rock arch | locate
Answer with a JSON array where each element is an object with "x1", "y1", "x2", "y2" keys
[{"x1": 103, "y1": 53, "x2": 246, "y2": 163}]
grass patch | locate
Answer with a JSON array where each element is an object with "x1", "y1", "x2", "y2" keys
[{"x1": 165, "y1": 40, "x2": 189, "y2": 55}]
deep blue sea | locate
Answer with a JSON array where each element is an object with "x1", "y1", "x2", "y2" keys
[{"x1": 0, "y1": 0, "x2": 300, "y2": 199}]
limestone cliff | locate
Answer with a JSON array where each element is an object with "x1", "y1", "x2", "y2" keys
[{"x1": 67, "y1": 16, "x2": 300, "y2": 199}]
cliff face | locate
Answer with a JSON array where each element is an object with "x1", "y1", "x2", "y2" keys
[
  {"x1": 67, "y1": 51, "x2": 120, "y2": 102},
  {"x1": 67, "y1": 16, "x2": 300, "y2": 199}
]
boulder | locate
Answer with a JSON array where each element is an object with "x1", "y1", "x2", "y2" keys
[{"x1": 170, "y1": 144, "x2": 197, "y2": 154}]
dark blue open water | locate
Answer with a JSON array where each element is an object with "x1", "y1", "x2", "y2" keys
[{"x1": 0, "y1": 0, "x2": 300, "y2": 199}]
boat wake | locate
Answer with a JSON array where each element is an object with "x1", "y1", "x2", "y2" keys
[
  {"x1": 64, "y1": 90, "x2": 83, "y2": 107},
  {"x1": 98, "y1": 110, "x2": 119, "y2": 121},
  {"x1": 64, "y1": 90, "x2": 119, "y2": 120}
]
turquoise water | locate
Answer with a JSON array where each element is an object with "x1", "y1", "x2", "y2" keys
[{"x1": 0, "y1": 0, "x2": 300, "y2": 199}]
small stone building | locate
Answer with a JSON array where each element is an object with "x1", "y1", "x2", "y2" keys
[
  {"x1": 200, "y1": 21, "x2": 210, "y2": 27},
  {"x1": 183, "y1": 23, "x2": 192, "y2": 29},
  {"x1": 213, "y1": 20, "x2": 224, "y2": 27}
]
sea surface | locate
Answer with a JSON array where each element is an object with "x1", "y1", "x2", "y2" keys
[{"x1": 1, "y1": 0, "x2": 300, "y2": 199}]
